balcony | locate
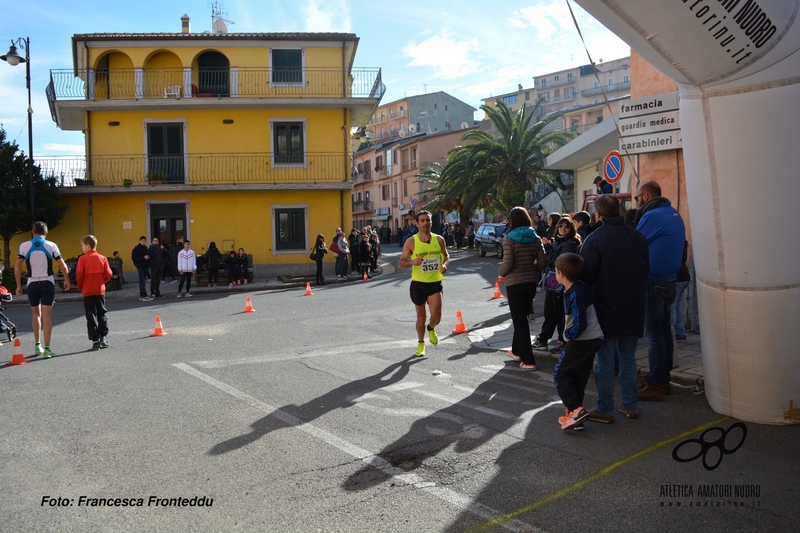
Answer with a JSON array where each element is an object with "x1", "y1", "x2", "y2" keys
[
  {"x1": 580, "y1": 81, "x2": 631, "y2": 97},
  {"x1": 38, "y1": 152, "x2": 350, "y2": 188},
  {"x1": 389, "y1": 109, "x2": 407, "y2": 119},
  {"x1": 352, "y1": 200, "x2": 373, "y2": 213},
  {"x1": 47, "y1": 67, "x2": 385, "y2": 130}
]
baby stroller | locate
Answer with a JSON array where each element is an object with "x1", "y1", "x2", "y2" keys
[{"x1": 0, "y1": 286, "x2": 17, "y2": 344}]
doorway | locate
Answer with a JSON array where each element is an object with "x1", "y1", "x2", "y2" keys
[{"x1": 151, "y1": 203, "x2": 187, "y2": 279}]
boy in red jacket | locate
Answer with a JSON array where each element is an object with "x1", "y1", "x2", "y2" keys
[{"x1": 76, "y1": 235, "x2": 113, "y2": 351}]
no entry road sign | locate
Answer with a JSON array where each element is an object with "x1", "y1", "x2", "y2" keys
[{"x1": 603, "y1": 150, "x2": 624, "y2": 184}]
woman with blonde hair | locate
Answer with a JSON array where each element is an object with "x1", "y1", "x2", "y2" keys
[{"x1": 312, "y1": 234, "x2": 328, "y2": 286}]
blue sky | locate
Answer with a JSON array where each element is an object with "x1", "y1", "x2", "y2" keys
[{"x1": 0, "y1": 0, "x2": 629, "y2": 156}]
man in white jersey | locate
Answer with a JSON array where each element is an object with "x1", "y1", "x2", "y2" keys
[
  {"x1": 14, "y1": 221, "x2": 71, "y2": 358},
  {"x1": 398, "y1": 210, "x2": 450, "y2": 357}
]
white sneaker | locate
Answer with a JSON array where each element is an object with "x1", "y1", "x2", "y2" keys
[{"x1": 185, "y1": 293, "x2": 192, "y2": 297}]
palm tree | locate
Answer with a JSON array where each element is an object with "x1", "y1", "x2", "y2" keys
[{"x1": 423, "y1": 100, "x2": 572, "y2": 217}]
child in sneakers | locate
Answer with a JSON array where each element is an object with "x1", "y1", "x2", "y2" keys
[
  {"x1": 76, "y1": 235, "x2": 113, "y2": 351},
  {"x1": 552, "y1": 253, "x2": 604, "y2": 430}
]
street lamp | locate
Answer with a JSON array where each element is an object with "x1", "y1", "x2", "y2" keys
[{"x1": 1, "y1": 37, "x2": 35, "y2": 226}]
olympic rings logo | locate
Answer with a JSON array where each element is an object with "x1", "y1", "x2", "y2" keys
[{"x1": 672, "y1": 422, "x2": 747, "y2": 471}]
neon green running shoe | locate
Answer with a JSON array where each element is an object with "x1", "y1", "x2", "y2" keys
[
  {"x1": 415, "y1": 342, "x2": 426, "y2": 357},
  {"x1": 428, "y1": 327, "x2": 439, "y2": 346},
  {"x1": 35, "y1": 344, "x2": 45, "y2": 356},
  {"x1": 42, "y1": 347, "x2": 56, "y2": 359}
]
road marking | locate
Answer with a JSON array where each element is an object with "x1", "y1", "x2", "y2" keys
[
  {"x1": 466, "y1": 415, "x2": 731, "y2": 533},
  {"x1": 173, "y1": 362, "x2": 541, "y2": 533},
  {"x1": 191, "y1": 338, "x2": 455, "y2": 368}
]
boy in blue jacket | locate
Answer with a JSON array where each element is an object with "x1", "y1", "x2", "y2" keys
[{"x1": 552, "y1": 253, "x2": 604, "y2": 430}]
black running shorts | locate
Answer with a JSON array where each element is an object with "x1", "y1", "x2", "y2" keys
[{"x1": 409, "y1": 280, "x2": 443, "y2": 306}]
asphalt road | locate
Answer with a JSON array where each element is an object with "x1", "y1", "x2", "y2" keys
[{"x1": 1, "y1": 249, "x2": 797, "y2": 533}]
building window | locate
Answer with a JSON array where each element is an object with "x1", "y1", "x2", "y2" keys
[
  {"x1": 146, "y1": 121, "x2": 185, "y2": 183},
  {"x1": 271, "y1": 49, "x2": 303, "y2": 84},
  {"x1": 272, "y1": 121, "x2": 304, "y2": 164},
  {"x1": 525, "y1": 91, "x2": 530, "y2": 101},
  {"x1": 401, "y1": 149, "x2": 409, "y2": 172},
  {"x1": 403, "y1": 179, "x2": 407, "y2": 197},
  {"x1": 274, "y1": 207, "x2": 306, "y2": 251},
  {"x1": 411, "y1": 147, "x2": 417, "y2": 169},
  {"x1": 541, "y1": 79, "x2": 547, "y2": 88},
  {"x1": 541, "y1": 92, "x2": 548, "y2": 101},
  {"x1": 503, "y1": 94, "x2": 518, "y2": 105},
  {"x1": 567, "y1": 72, "x2": 573, "y2": 82},
  {"x1": 623, "y1": 75, "x2": 629, "y2": 83},
  {"x1": 363, "y1": 159, "x2": 371, "y2": 180},
  {"x1": 375, "y1": 155, "x2": 384, "y2": 171},
  {"x1": 554, "y1": 75, "x2": 560, "y2": 82},
  {"x1": 554, "y1": 89, "x2": 560, "y2": 98},
  {"x1": 594, "y1": 81, "x2": 599, "y2": 89},
  {"x1": 608, "y1": 78, "x2": 614, "y2": 86},
  {"x1": 382, "y1": 184, "x2": 390, "y2": 200}
]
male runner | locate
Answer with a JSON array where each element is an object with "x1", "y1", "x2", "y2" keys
[
  {"x1": 14, "y1": 221, "x2": 71, "y2": 358},
  {"x1": 398, "y1": 210, "x2": 450, "y2": 357}
]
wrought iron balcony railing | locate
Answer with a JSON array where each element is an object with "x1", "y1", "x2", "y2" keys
[
  {"x1": 48, "y1": 67, "x2": 384, "y2": 100},
  {"x1": 37, "y1": 153, "x2": 350, "y2": 187}
]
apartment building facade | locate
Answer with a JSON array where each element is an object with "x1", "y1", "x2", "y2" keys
[
  {"x1": 351, "y1": 127, "x2": 475, "y2": 237},
  {"x1": 37, "y1": 18, "x2": 383, "y2": 274},
  {"x1": 366, "y1": 92, "x2": 475, "y2": 142},
  {"x1": 481, "y1": 57, "x2": 631, "y2": 135}
]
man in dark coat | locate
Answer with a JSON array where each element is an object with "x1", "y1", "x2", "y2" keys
[
  {"x1": 131, "y1": 236, "x2": 151, "y2": 301},
  {"x1": 148, "y1": 237, "x2": 164, "y2": 298},
  {"x1": 580, "y1": 194, "x2": 649, "y2": 423}
]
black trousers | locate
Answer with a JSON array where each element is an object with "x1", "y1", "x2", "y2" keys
[
  {"x1": 178, "y1": 272, "x2": 193, "y2": 293},
  {"x1": 553, "y1": 338, "x2": 603, "y2": 411},
  {"x1": 506, "y1": 282, "x2": 537, "y2": 365},
  {"x1": 83, "y1": 295, "x2": 109, "y2": 342},
  {"x1": 315, "y1": 259, "x2": 325, "y2": 284},
  {"x1": 208, "y1": 268, "x2": 219, "y2": 284},
  {"x1": 539, "y1": 289, "x2": 565, "y2": 343},
  {"x1": 150, "y1": 267, "x2": 163, "y2": 296}
]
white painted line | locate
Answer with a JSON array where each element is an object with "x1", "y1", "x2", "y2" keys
[
  {"x1": 172, "y1": 363, "x2": 540, "y2": 533},
  {"x1": 191, "y1": 338, "x2": 455, "y2": 368}
]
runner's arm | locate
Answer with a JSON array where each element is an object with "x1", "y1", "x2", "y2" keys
[
  {"x1": 398, "y1": 237, "x2": 422, "y2": 268},
  {"x1": 438, "y1": 235, "x2": 450, "y2": 274},
  {"x1": 57, "y1": 257, "x2": 71, "y2": 290}
]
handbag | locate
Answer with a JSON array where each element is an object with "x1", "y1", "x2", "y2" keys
[
  {"x1": 543, "y1": 270, "x2": 564, "y2": 292},
  {"x1": 309, "y1": 250, "x2": 318, "y2": 261}
]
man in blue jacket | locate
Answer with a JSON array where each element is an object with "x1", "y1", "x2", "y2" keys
[
  {"x1": 580, "y1": 195, "x2": 649, "y2": 422},
  {"x1": 634, "y1": 180, "x2": 686, "y2": 402}
]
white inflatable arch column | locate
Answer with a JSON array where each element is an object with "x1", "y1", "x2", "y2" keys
[{"x1": 576, "y1": 0, "x2": 800, "y2": 424}]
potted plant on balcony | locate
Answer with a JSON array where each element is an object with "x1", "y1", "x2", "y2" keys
[
  {"x1": 74, "y1": 178, "x2": 94, "y2": 186},
  {"x1": 147, "y1": 170, "x2": 167, "y2": 185},
  {"x1": 122, "y1": 178, "x2": 133, "y2": 188}
]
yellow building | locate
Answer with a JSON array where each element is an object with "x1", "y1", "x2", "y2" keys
[{"x1": 38, "y1": 18, "x2": 383, "y2": 276}]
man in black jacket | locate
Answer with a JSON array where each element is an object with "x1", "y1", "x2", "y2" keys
[
  {"x1": 580, "y1": 195, "x2": 649, "y2": 423},
  {"x1": 131, "y1": 236, "x2": 152, "y2": 301},
  {"x1": 148, "y1": 237, "x2": 164, "y2": 298}
]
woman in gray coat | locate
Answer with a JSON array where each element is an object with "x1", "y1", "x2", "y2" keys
[{"x1": 498, "y1": 207, "x2": 547, "y2": 371}]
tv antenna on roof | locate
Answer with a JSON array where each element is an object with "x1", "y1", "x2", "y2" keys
[{"x1": 210, "y1": 0, "x2": 235, "y2": 34}]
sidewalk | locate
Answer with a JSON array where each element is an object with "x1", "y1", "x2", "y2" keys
[{"x1": 468, "y1": 315, "x2": 704, "y2": 387}]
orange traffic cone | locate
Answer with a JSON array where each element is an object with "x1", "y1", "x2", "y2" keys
[
  {"x1": 491, "y1": 282, "x2": 503, "y2": 299},
  {"x1": 150, "y1": 315, "x2": 168, "y2": 337},
  {"x1": 304, "y1": 283, "x2": 313, "y2": 296},
  {"x1": 244, "y1": 296, "x2": 255, "y2": 313},
  {"x1": 8, "y1": 338, "x2": 27, "y2": 365},
  {"x1": 362, "y1": 271, "x2": 369, "y2": 282},
  {"x1": 452, "y1": 310, "x2": 470, "y2": 334}
]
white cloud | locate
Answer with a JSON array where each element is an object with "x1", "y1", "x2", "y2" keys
[
  {"x1": 302, "y1": 0, "x2": 351, "y2": 32},
  {"x1": 402, "y1": 29, "x2": 480, "y2": 79},
  {"x1": 509, "y1": 0, "x2": 576, "y2": 42}
]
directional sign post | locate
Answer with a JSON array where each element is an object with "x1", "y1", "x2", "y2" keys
[{"x1": 603, "y1": 150, "x2": 624, "y2": 184}]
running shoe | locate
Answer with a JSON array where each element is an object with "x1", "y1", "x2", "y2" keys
[
  {"x1": 42, "y1": 348, "x2": 56, "y2": 359},
  {"x1": 185, "y1": 293, "x2": 192, "y2": 297},
  {"x1": 415, "y1": 342, "x2": 426, "y2": 357},
  {"x1": 176, "y1": 293, "x2": 182, "y2": 298},
  {"x1": 550, "y1": 341, "x2": 564, "y2": 353},
  {"x1": 35, "y1": 344, "x2": 45, "y2": 356},
  {"x1": 532, "y1": 340, "x2": 549, "y2": 351},
  {"x1": 91, "y1": 341, "x2": 101, "y2": 352},
  {"x1": 99, "y1": 336, "x2": 110, "y2": 349},
  {"x1": 428, "y1": 327, "x2": 438, "y2": 346},
  {"x1": 560, "y1": 407, "x2": 589, "y2": 430}
]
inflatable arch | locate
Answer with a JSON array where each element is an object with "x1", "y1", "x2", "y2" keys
[{"x1": 575, "y1": 0, "x2": 800, "y2": 424}]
